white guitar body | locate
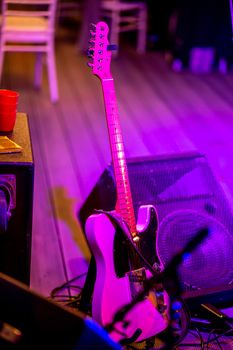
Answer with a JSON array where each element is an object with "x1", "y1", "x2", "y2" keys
[{"x1": 85, "y1": 205, "x2": 169, "y2": 343}]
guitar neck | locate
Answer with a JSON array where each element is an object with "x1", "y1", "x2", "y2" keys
[{"x1": 101, "y1": 78, "x2": 137, "y2": 238}]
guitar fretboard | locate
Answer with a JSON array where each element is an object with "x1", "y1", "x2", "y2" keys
[{"x1": 102, "y1": 78, "x2": 137, "y2": 238}]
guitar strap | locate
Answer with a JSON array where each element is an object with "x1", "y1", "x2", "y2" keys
[{"x1": 78, "y1": 254, "x2": 96, "y2": 314}]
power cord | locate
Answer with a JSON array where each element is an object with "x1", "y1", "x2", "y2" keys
[
  {"x1": 177, "y1": 311, "x2": 233, "y2": 349},
  {"x1": 49, "y1": 272, "x2": 87, "y2": 310}
]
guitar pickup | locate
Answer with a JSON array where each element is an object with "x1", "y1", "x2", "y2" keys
[{"x1": 127, "y1": 268, "x2": 147, "y2": 299}]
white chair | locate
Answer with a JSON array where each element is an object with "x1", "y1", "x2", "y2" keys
[
  {"x1": 100, "y1": 0, "x2": 147, "y2": 55},
  {"x1": 0, "y1": 0, "x2": 59, "y2": 103}
]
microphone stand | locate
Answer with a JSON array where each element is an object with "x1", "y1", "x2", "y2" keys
[{"x1": 105, "y1": 228, "x2": 209, "y2": 349}]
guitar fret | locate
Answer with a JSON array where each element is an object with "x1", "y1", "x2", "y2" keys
[
  {"x1": 112, "y1": 149, "x2": 124, "y2": 155},
  {"x1": 117, "y1": 196, "x2": 131, "y2": 201},
  {"x1": 110, "y1": 138, "x2": 123, "y2": 145},
  {"x1": 115, "y1": 177, "x2": 128, "y2": 181},
  {"x1": 115, "y1": 165, "x2": 126, "y2": 171},
  {"x1": 117, "y1": 197, "x2": 132, "y2": 203},
  {"x1": 114, "y1": 162, "x2": 127, "y2": 167},
  {"x1": 112, "y1": 150, "x2": 124, "y2": 155},
  {"x1": 110, "y1": 132, "x2": 122, "y2": 137},
  {"x1": 114, "y1": 170, "x2": 128, "y2": 176},
  {"x1": 115, "y1": 177, "x2": 129, "y2": 184},
  {"x1": 117, "y1": 201, "x2": 134, "y2": 207},
  {"x1": 114, "y1": 164, "x2": 127, "y2": 168},
  {"x1": 118, "y1": 204, "x2": 134, "y2": 209},
  {"x1": 114, "y1": 155, "x2": 125, "y2": 161},
  {"x1": 113, "y1": 144, "x2": 123, "y2": 150},
  {"x1": 117, "y1": 185, "x2": 130, "y2": 189},
  {"x1": 111, "y1": 133, "x2": 122, "y2": 138},
  {"x1": 118, "y1": 180, "x2": 128, "y2": 189}
]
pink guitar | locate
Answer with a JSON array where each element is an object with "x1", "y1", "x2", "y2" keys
[{"x1": 85, "y1": 21, "x2": 169, "y2": 344}]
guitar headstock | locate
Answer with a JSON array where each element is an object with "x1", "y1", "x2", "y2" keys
[{"x1": 87, "y1": 21, "x2": 115, "y2": 80}]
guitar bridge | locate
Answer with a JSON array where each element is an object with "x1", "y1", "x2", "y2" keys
[{"x1": 127, "y1": 268, "x2": 147, "y2": 299}]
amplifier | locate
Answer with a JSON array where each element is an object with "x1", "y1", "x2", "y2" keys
[{"x1": 0, "y1": 113, "x2": 34, "y2": 285}]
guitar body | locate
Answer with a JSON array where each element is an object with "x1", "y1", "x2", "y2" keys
[{"x1": 85, "y1": 205, "x2": 169, "y2": 343}]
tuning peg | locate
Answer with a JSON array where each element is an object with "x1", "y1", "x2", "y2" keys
[
  {"x1": 86, "y1": 49, "x2": 94, "y2": 58},
  {"x1": 90, "y1": 30, "x2": 96, "y2": 39},
  {"x1": 88, "y1": 39, "x2": 95, "y2": 47},
  {"x1": 107, "y1": 44, "x2": 118, "y2": 52},
  {"x1": 90, "y1": 23, "x2": 96, "y2": 30}
]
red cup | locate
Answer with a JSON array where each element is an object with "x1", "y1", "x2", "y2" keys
[
  {"x1": 0, "y1": 111, "x2": 16, "y2": 132},
  {"x1": 0, "y1": 89, "x2": 19, "y2": 132},
  {"x1": 0, "y1": 104, "x2": 17, "y2": 113}
]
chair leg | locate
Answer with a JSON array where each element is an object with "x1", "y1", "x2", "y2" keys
[
  {"x1": 34, "y1": 52, "x2": 43, "y2": 89},
  {"x1": 0, "y1": 40, "x2": 5, "y2": 83},
  {"x1": 137, "y1": 6, "x2": 147, "y2": 54},
  {"x1": 46, "y1": 43, "x2": 59, "y2": 103}
]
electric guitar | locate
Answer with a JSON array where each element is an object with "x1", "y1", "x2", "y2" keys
[{"x1": 85, "y1": 21, "x2": 169, "y2": 344}]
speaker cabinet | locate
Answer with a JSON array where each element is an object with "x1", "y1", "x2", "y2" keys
[
  {"x1": 79, "y1": 152, "x2": 233, "y2": 291},
  {"x1": 0, "y1": 113, "x2": 34, "y2": 285}
]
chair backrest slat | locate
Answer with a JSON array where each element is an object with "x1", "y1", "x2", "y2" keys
[
  {"x1": 6, "y1": 10, "x2": 51, "y2": 17},
  {"x1": 5, "y1": 0, "x2": 54, "y2": 4},
  {"x1": 2, "y1": 0, "x2": 57, "y2": 31}
]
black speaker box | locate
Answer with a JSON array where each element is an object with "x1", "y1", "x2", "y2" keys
[
  {"x1": 0, "y1": 113, "x2": 34, "y2": 285},
  {"x1": 79, "y1": 152, "x2": 233, "y2": 291}
]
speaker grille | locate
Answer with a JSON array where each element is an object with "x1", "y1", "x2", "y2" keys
[{"x1": 157, "y1": 210, "x2": 233, "y2": 290}]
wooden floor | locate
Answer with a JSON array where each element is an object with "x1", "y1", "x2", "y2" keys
[{"x1": 2, "y1": 23, "x2": 233, "y2": 348}]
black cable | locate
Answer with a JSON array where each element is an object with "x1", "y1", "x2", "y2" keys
[
  {"x1": 195, "y1": 328, "x2": 205, "y2": 349},
  {"x1": 193, "y1": 327, "x2": 205, "y2": 350},
  {"x1": 175, "y1": 343, "x2": 204, "y2": 350},
  {"x1": 207, "y1": 328, "x2": 223, "y2": 349},
  {"x1": 215, "y1": 336, "x2": 224, "y2": 350},
  {"x1": 205, "y1": 327, "x2": 233, "y2": 349},
  {"x1": 49, "y1": 272, "x2": 88, "y2": 311},
  {"x1": 174, "y1": 328, "x2": 204, "y2": 349},
  {"x1": 175, "y1": 324, "x2": 233, "y2": 349},
  {"x1": 50, "y1": 272, "x2": 87, "y2": 299}
]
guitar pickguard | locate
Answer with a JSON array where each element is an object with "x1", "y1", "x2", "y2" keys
[{"x1": 113, "y1": 205, "x2": 161, "y2": 276}]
